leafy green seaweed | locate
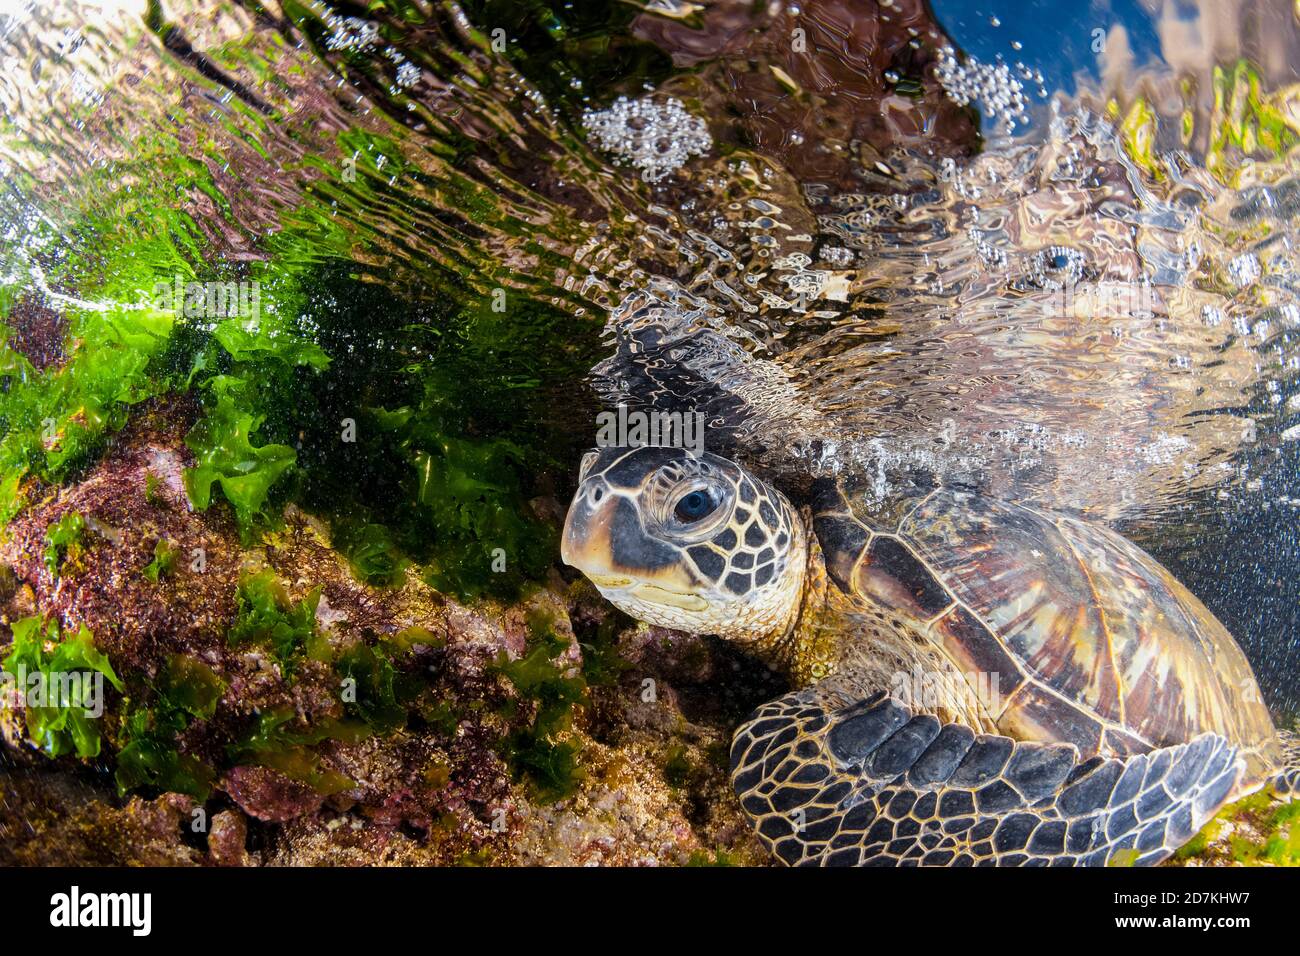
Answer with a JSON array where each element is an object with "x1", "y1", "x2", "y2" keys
[
  {"x1": 225, "y1": 705, "x2": 363, "y2": 796},
  {"x1": 227, "y1": 570, "x2": 327, "y2": 670},
  {"x1": 1, "y1": 54, "x2": 606, "y2": 606},
  {"x1": 142, "y1": 537, "x2": 181, "y2": 583},
  {"x1": 493, "y1": 610, "x2": 588, "y2": 802},
  {"x1": 43, "y1": 512, "x2": 86, "y2": 579},
  {"x1": 0, "y1": 300, "x2": 176, "y2": 524},
  {"x1": 183, "y1": 390, "x2": 297, "y2": 537},
  {"x1": 1, "y1": 615, "x2": 123, "y2": 758},
  {"x1": 114, "y1": 654, "x2": 224, "y2": 799},
  {"x1": 575, "y1": 608, "x2": 632, "y2": 688},
  {"x1": 143, "y1": 470, "x2": 165, "y2": 506},
  {"x1": 335, "y1": 636, "x2": 425, "y2": 734},
  {"x1": 330, "y1": 518, "x2": 409, "y2": 589}
]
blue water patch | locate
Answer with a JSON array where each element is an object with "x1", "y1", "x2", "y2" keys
[{"x1": 930, "y1": 0, "x2": 1169, "y2": 97}]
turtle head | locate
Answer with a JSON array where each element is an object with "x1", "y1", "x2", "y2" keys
[{"x1": 561, "y1": 446, "x2": 807, "y2": 645}]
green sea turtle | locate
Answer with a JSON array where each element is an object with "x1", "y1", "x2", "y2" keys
[{"x1": 561, "y1": 445, "x2": 1299, "y2": 866}]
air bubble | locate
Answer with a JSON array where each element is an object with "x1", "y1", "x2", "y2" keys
[{"x1": 583, "y1": 96, "x2": 712, "y2": 183}]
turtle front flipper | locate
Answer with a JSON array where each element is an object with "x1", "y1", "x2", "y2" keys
[{"x1": 730, "y1": 687, "x2": 1245, "y2": 866}]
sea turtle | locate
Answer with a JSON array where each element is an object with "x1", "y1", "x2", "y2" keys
[{"x1": 561, "y1": 445, "x2": 1300, "y2": 866}]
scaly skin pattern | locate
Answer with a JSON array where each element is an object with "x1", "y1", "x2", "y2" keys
[
  {"x1": 730, "y1": 687, "x2": 1243, "y2": 866},
  {"x1": 561, "y1": 446, "x2": 807, "y2": 650}
]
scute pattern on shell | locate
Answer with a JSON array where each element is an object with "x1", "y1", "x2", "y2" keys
[{"x1": 816, "y1": 485, "x2": 1281, "y2": 784}]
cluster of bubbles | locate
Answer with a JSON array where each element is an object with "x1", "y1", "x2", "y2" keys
[
  {"x1": 1021, "y1": 246, "x2": 1088, "y2": 292},
  {"x1": 819, "y1": 245, "x2": 856, "y2": 267},
  {"x1": 321, "y1": 7, "x2": 380, "y2": 54},
  {"x1": 582, "y1": 96, "x2": 712, "y2": 183},
  {"x1": 934, "y1": 45, "x2": 1030, "y2": 131},
  {"x1": 1227, "y1": 252, "x2": 1261, "y2": 287},
  {"x1": 393, "y1": 59, "x2": 421, "y2": 90},
  {"x1": 314, "y1": 4, "x2": 423, "y2": 98}
]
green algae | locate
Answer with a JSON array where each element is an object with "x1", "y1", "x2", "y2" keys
[
  {"x1": 0, "y1": 123, "x2": 222, "y2": 526},
  {"x1": 114, "y1": 655, "x2": 223, "y2": 799},
  {"x1": 1175, "y1": 788, "x2": 1300, "y2": 865},
  {"x1": 279, "y1": 269, "x2": 597, "y2": 602},
  {"x1": 335, "y1": 634, "x2": 427, "y2": 734},
  {"x1": 112, "y1": 575, "x2": 444, "y2": 803},
  {"x1": 494, "y1": 610, "x2": 588, "y2": 802},
  {"x1": 158, "y1": 654, "x2": 225, "y2": 720},
  {"x1": 225, "y1": 704, "x2": 364, "y2": 799},
  {"x1": 1257, "y1": 801, "x2": 1300, "y2": 865},
  {"x1": 662, "y1": 743, "x2": 693, "y2": 790},
  {"x1": 176, "y1": 287, "x2": 332, "y2": 542},
  {"x1": 1223, "y1": 791, "x2": 1300, "y2": 865},
  {"x1": 1173, "y1": 820, "x2": 1218, "y2": 860},
  {"x1": 143, "y1": 470, "x2": 165, "y2": 507},
  {"x1": 183, "y1": 391, "x2": 300, "y2": 539},
  {"x1": 231, "y1": 705, "x2": 367, "y2": 755},
  {"x1": 1114, "y1": 61, "x2": 1300, "y2": 189},
  {"x1": 227, "y1": 571, "x2": 329, "y2": 669},
  {"x1": 575, "y1": 610, "x2": 632, "y2": 689},
  {"x1": 0, "y1": 305, "x2": 175, "y2": 524},
  {"x1": 0, "y1": 74, "x2": 604, "y2": 603},
  {"x1": 0, "y1": 0, "x2": 628, "y2": 817},
  {"x1": 1206, "y1": 60, "x2": 1300, "y2": 184},
  {"x1": 331, "y1": 519, "x2": 409, "y2": 589},
  {"x1": 1, "y1": 615, "x2": 123, "y2": 759},
  {"x1": 43, "y1": 512, "x2": 87, "y2": 579},
  {"x1": 142, "y1": 537, "x2": 181, "y2": 583},
  {"x1": 1119, "y1": 98, "x2": 1164, "y2": 182},
  {"x1": 240, "y1": 744, "x2": 356, "y2": 798},
  {"x1": 221, "y1": 583, "x2": 440, "y2": 794}
]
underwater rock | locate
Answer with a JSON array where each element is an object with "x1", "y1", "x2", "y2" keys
[
  {"x1": 0, "y1": 401, "x2": 765, "y2": 865},
  {"x1": 206, "y1": 809, "x2": 253, "y2": 867},
  {"x1": 0, "y1": 765, "x2": 200, "y2": 866},
  {"x1": 223, "y1": 766, "x2": 325, "y2": 823}
]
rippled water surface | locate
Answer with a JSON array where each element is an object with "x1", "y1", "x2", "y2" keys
[{"x1": 1, "y1": 0, "x2": 1298, "y2": 713}]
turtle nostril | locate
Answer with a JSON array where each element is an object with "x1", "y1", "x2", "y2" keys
[{"x1": 590, "y1": 486, "x2": 604, "y2": 504}]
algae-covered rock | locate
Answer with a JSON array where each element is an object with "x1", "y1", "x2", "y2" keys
[
  {"x1": 1170, "y1": 787, "x2": 1300, "y2": 867},
  {"x1": 0, "y1": 403, "x2": 770, "y2": 866}
]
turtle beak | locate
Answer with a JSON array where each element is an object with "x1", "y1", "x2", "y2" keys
[
  {"x1": 561, "y1": 483, "x2": 685, "y2": 590},
  {"x1": 561, "y1": 483, "x2": 623, "y2": 581}
]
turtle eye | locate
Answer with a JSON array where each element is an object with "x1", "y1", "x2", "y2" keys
[{"x1": 674, "y1": 489, "x2": 719, "y2": 523}]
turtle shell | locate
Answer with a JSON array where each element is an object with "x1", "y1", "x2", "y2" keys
[{"x1": 811, "y1": 485, "x2": 1280, "y2": 785}]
